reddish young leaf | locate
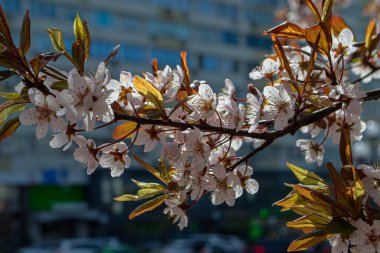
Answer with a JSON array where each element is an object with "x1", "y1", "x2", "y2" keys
[
  {"x1": 271, "y1": 35, "x2": 296, "y2": 81},
  {"x1": 305, "y1": 23, "x2": 332, "y2": 55},
  {"x1": 180, "y1": 51, "x2": 191, "y2": 91},
  {"x1": 264, "y1": 21, "x2": 305, "y2": 39},
  {"x1": 20, "y1": 10, "x2": 31, "y2": 56},
  {"x1": 331, "y1": 16, "x2": 350, "y2": 37},
  {"x1": 305, "y1": 0, "x2": 322, "y2": 23},
  {"x1": 339, "y1": 123, "x2": 353, "y2": 166}
]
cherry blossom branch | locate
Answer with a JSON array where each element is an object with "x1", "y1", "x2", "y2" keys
[{"x1": 116, "y1": 87, "x2": 380, "y2": 143}]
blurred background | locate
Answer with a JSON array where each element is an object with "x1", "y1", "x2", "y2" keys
[{"x1": 0, "y1": 0, "x2": 378, "y2": 252}]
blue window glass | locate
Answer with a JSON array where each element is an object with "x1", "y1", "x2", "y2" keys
[
  {"x1": 94, "y1": 11, "x2": 112, "y2": 27},
  {"x1": 30, "y1": 1, "x2": 56, "y2": 18},
  {"x1": 246, "y1": 35, "x2": 272, "y2": 50},
  {"x1": 91, "y1": 41, "x2": 115, "y2": 59},
  {"x1": 149, "y1": 22, "x2": 189, "y2": 41},
  {"x1": 151, "y1": 0, "x2": 190, "y2": 11},
  {"x1": 200, "y1": 55, "x2": 219, "y2": 72},
  {"x1": 151, "y1": 48, "x2": 180, "y2": 66},
  {"x1": 198, "y1": 1, "x2": 217, "y2": 14},
  {"x1": 122, "y1": 45, "x2": 146, "y2": 62},
  {"x1": 221, "y1": 31, "x2": 239, "y2": 45},
  {"x1": 219, "y1": 4, "x2": 237, "y2": 20},
  {"x1": 221, "y1": 59, "x2": 239, "y2": 72},
  {"x1": 1, "y1": 0, "x2": 20, "y2": 14}
]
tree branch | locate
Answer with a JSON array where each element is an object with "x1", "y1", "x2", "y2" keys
[{"x1": 117, "y1": 88, "x2": 380, "y2": 143}]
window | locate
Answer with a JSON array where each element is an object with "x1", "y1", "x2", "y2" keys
[
  {"x1": 30, "y1": 1, "x2": 56, "y2": 18},
  {"x1": 1, "y1": 0, "x2": 20, "y2": 14},
  {"x1": 92, "y1": 41, "x2": 115, "y2": 59},
  {"x1": 221, "y1": 59, "x2": 239, "y2": 72},
  {"x1": 93, "y1": 11, "x2": 113, "y2": 27},
  {"x1": 200, "y1": 55, "x2": 219, "y2": 72},
  {"x1": 221, "y1": 31, "x2": 239, "y2": 45},
  {"x1": 149, "y1": 22, "x2": 189, "y2": 41},
  {"x1": 246, "y1": 35, "x2": 272, "y2": 50},
  {"x1": 219, "y1": 4, "x2": 237, "y2": 20},
  {"x1": 122, "y1": 44, "x2": 146, "y2": 62},
  {"x1": 151, "y1": 48, "x2": 181, "y2": 66},
  {"x1": 151, "y1": 0, "x2": 190, "y2": 12},
  {"x1": 198, "y1": 1, "x2": 217, "y2": 15}
]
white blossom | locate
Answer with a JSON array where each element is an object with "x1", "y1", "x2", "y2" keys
[
  {"x1": 210, "y1": 164, "x2": 239, "y2": 206},
  {"x1": 331, "y1": 28, "x2": 356, "y2": 59},
  {"x1": 99, "y1": 142, "x2": 131, "y2": 177},
  {"x1": 19, "y1": 88, "x2": 64, "y2": 139},
  {"x1": 188, "y1": 83, "x2": 217, "y2": 120},
  {"x1": 350, "y1": 219, "x2": 380, "y2": 253},
  {"x1": 133, "y1": 125, "x2": 166, "y2": 152},
  {"x1": 249, "y1": 58, "x2": 281, "y2": 80},
  {"x1": 234, "y1": 165, "x2": 259, "y2": 197},
  {"x1": 328, "y1": 234, "x2": 349, "y2": 253},
  {"x1": 163, "y1": 206, "x2": 188, "y2": 230},
  {"x1": 246, "y1": 87, "x2": 263, "y2": 133},
  {"x1": 73, "y1": 136, "x2": 99, "y2": 175},
  {"x1": 296, "y1": 139, "x2": 324, "y2": 166},
  {"x1": 262, "y1": 85, "x2": 295, "y2": 130}
]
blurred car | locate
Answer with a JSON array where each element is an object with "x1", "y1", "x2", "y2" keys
[
  {"x1": 250, "y1": 238, "x2": 294, "y2": 253},
  {"x1": 18, "y1": 240, "x2": 61, "y2": 253},
  {"x1": 101, "y1": 244, "x2": 141, "y2": 253},
  {"x1": 19, "y1": 237, "x2": 119, "y2": 253},
  {"x1": 160, "y1": 234, "x2": 246, "y2": 253}
]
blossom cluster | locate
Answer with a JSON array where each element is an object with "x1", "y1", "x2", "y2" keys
[{"x1": 12, "y1": 17, "x2": 380, "y2": 231}]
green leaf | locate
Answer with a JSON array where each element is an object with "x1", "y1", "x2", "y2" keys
[
  {"x1": 274, "y1": 192, "x2": 309, "y2": 212},
  {"x1": 0, "y1": 117, "x2": 21, "y2": 142},
  {"x1": 0, "y1": 92, "x2": 20, "y2": 100},
  {"x1": 50, "y1": 80, "x2": 68, "y2": 91},
  {"x1": 133, "y1": 154, "x2": 168, "y2": 185},
  {"x1": 137, "y1": 188, "x2": 165, "y2": 199},
  {"x1": 114, "y1": 194, "x2": 140, "y2": 201},
  {"x1": 287, "y1": 162, "x2": 327, "y2": 186},
  {"x1": 128, "y1": 194, "x2": 168, "y2": 220},
  {"x1": 322, "y1": 0, "x2": 334, "y2": 23},
  {"x1": 287, "y1": 214, "x2": 329, "y2": 233},
  {"x1": 131, "y1": 179, "x2": 166, "y2": 190},
  {"x1": 112, "y1": 122, "x2": 138, "y2": 140},
  {"x1": 287, "y1": 230, "x2": 331, "y2": 252},
  {"x1": 73, "y1": 14, "x2": 91, "y2": 62},
  {"x1": 0, "y1": 70, "x2": 17, "y2": 81},
  {"x1": 0, "y1": 99, "x2": 27, "y2": 125},
  {"x1": 47, "y1": 28, "x2": 65, "y2": 52},
  {"x1": 73, "y1": 14, "x2": 85, "y2": 45},
  {"x1": 133, "y1": 76, "x2": 164, "y2": 112},
  {"x1": 20, "y1": 10, "x2": 31, "y2": 56}
]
